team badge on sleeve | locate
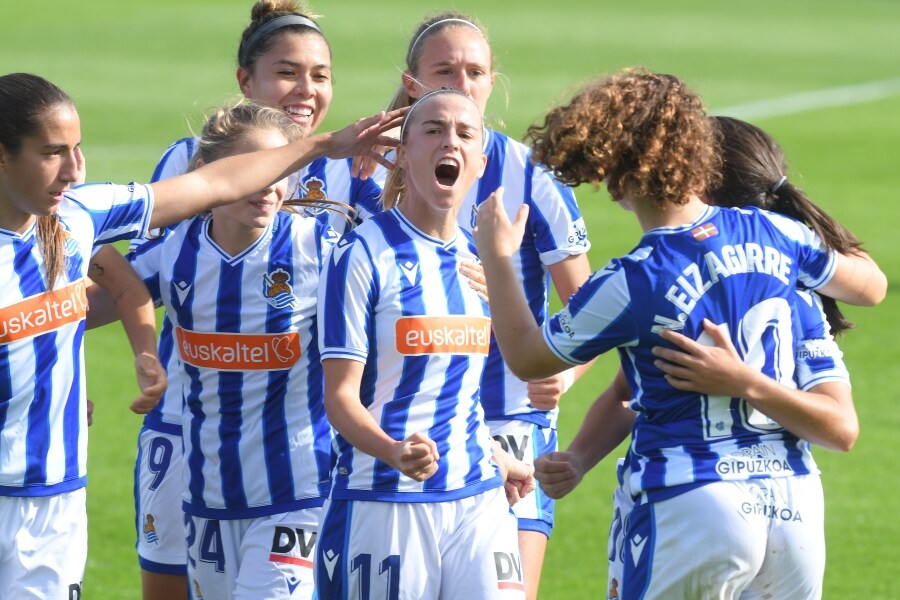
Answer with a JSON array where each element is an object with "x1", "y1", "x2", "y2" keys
[{"x1": 691, "y1": 223, "x2": 719, "y2": 241}]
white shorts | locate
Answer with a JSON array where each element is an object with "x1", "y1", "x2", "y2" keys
[
  {"x1": 0, "y1": 488, "x2": 87, "y2": 599},
  {"x1": 185, "y1": 507, "x2": 321, "y2": 600},
  {"x1": 606, "y1": 458, "x2": 632, "y2": 600},
  {"x1": 315, "y1": 487, "x2": 524, "y2": 599},
  {"x1": 623, "y1": 475, "x2": 825, "y2": 600},
  {"x1": 135, "y1": 427, "x2": 186, "y2": 574},
  {"x1": 488, "y1": 418, "x2": 556, "y2": 537}
]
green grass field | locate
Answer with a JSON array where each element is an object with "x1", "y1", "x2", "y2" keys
[{"x1": 3, "y1": 0, "x2": 899, "y2": 597}]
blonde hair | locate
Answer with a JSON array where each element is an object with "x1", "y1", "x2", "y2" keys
[
  {"x1": 387, "y1": 12, "x2": 492, "y2": 113},
  {"x1": 381, "y1": 88, "x2": 482, "y2": 210},
  {"x1": 190, "y1": 101, "x2": 351, "y2": 218}
]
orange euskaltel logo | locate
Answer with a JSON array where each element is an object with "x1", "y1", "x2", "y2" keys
[
  {"x1": 0, "y1": 279, "x2": 88, "y2": 344},
  {"x1": 175, "y1": 327, "x2": 301, "y2": 371},
  {"x1": 395, "y1": 316, "x2": 491, "y2": 355}
]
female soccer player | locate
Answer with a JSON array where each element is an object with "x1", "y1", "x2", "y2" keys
[
  {"x1": 375, "y1": 14, "x2": 593, "y2": 596},
  {"x1": 474, "y1": 69, "x2": 884, "y2": 599},
  {"x1": 316, "y1": 88, "x2": 533, "y2": 599},
  {"x1": 153, "y1": 0, "x2": 383, "y2": 230},
  {"x1": 0, "y1": 70, "x2": 400, "y2": 599},
  {"x1": 132, "y1": 4, "x2": 390, "y2": 597},
  {"x1": 127, "y1": 102, "x2": 340, "y2": 600},
  {"x1": 535, "y1": 114, "x2": 878, "y2": 599}
]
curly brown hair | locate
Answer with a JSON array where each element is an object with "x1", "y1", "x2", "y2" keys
[{"x1": 527, "y1": 69, "x2": 721, "y2": 207}]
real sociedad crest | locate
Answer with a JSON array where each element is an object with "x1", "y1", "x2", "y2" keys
[
  {"x1": 263, "y1": 268, "x2": 297, "y2": 309},
  {"x1": 297, "y1": 176, "x2": 328, "y2": 216}
]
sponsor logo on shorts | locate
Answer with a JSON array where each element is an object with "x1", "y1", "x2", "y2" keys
[
  {"x1": 742, "y1": 484, "x2": 803, "y2": 521},
  {"x1": 492, "y1": 433, "x2": 531, "y2": 462},
  {"x1": 269, "y1": 526, "x2": 316, "y2": 569},
  {"x1": 0, "y1": 279, "x2": 88, "y2": 344},
  {"x1": 741, "y1": 501, "x2": 804, "y2": 521},
  {"x1": 395, "y1": 316, "x2": 491, "y2": 355},
  {"x1": 286, "y1": 575, "x2": 302, "y2": 595},
  {"x1": 629, "y1": 533, "x2": 647, "y2": 565},
  {"x1": 322, "y1": 549, "x2": 340, "y2": 580},
  {"x1": 176, "y1": 327, "x2": 301, "y2": 371},
  {"x1": 607, "y1": 577, "x2": 620, "y2": 600},
  {"x1": 143, "y1": 513, "x2": 159, "y2": 545},
  {"x1": 494, "y1": 551, "x2": 525, "y2": 591}
]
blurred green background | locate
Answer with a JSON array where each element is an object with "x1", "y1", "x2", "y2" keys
[{"x1": 2, "y1": 0, "x2": 898, "y2": 597}]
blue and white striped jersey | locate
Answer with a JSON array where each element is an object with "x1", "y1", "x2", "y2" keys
[
  {"x1": 0, "y1": 183, "x2": 153, "y2": 496},
  {"x1": 318, "y1": 208, "x2": 502, "y2": 503},
  {"x1": 128, "y1": 210, "x2": 337, "y2": 518},
  {"x1": 793, "y1": 289, "x2": 849, "y2": 390},
  {"x1": 137, "y1": 136, "x2": 384, "y2": 434},
  {"x1": 542, "y1": 205, "x2": 838, "y2": 501},
  {"x1": 375, "y1": 130, "x2": 590, "y2": 426},
  {"x1": 463, "y1": 130, "x2": 589, "y2": 426}
]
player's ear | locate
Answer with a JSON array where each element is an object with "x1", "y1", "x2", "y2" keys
[
  {"x1": 236, "y1": 67, "x2": 252, "y2": 99},
  {"x1": 476, "y1": 152, "x2": 487, "y2": 179},
  {"x1": 0, "y1": 143, "x2": 8, "y2": 172},
  {"x1": 396, "y1": 145, "x2": 408, "y2": 170},
  {"x1": 402, "y1": 71, "x2": 421, "y2": 100}
]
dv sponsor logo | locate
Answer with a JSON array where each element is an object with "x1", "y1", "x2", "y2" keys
[
  {"x1": 270, "y1": 526, "x2": 316, "y2": 569},
  {"x1": 0, "y1": 279, "x2": 88, "y2": 344},
  {"x1": 176, "y1": 327, "x2": 301, "y2": 371},
  {"x1": 494, "y1": 551, "x2": 525, "y2": 591},
  {"x1": 395, "y1": 316, "x2": 491, "y2": 355},
  {"x1": 492, "y1": 433, "x2": 530, "y2": 461}
]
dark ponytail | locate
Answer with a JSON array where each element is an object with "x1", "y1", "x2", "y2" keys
[{"x1": 0, "y1": 73, "x2": 75, "y2": 289}]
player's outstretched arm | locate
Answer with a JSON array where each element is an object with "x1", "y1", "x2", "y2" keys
[
  {"x1": 820, "y1": 250, "x2": 887, "y2": 306},
  {"x1": 473, "y1": 188, "x2": 569, "y2": 380},
  {"x1": 654, "y1": 319, "x2": 858, "y2": 452},
  {"x1": 86, "y1": 245, "x2": 166, "y2": 414},
  {"x1": 148, "y1": 108, "x2": 407, "y2": 230}
]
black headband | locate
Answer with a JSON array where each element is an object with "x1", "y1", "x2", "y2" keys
[{"x1": 239, "y1": 15, "x2": 321, "y2": 66}]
